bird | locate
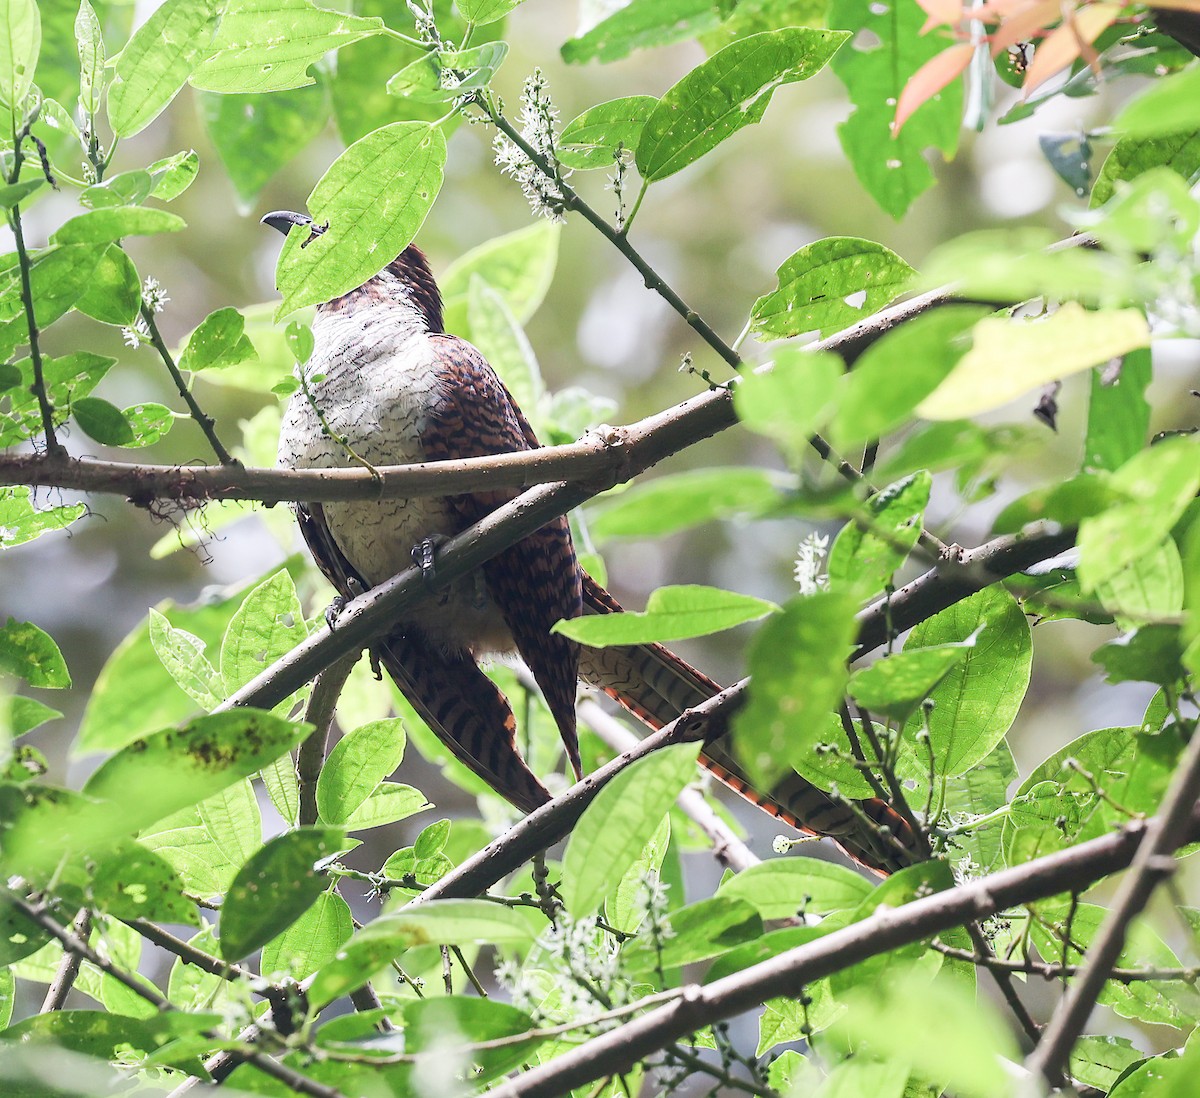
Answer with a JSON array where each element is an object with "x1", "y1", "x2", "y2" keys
[{"x1": 263, "y1": 211, "x2": 919, "y2": 875}]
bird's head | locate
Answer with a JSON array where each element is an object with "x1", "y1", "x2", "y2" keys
[{"x1": 261, "y1": 210, "x2": 444, "y2": 333}]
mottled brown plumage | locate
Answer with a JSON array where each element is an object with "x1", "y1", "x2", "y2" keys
[{"x1": 267, "y1": 213, "x2": 919, "y2": 874}]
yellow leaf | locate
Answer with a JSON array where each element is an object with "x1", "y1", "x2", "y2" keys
[
  {"x1": 1022, "y1": 3, "x2": 1120, "y2": 96},
  {"x1": 916, "y1": 304, "x2": 1149, "y2": 420}
]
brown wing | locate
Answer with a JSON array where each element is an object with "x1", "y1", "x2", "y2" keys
[
  {"x1": 422, "y1": 334, "x2": 584, "y2": 780},
  {"x1": 294, "y1": 500, "x2": 553, "y2": 813},
  {"x1": 576, "y1": 572, "x2": 920, "y2": 875}
]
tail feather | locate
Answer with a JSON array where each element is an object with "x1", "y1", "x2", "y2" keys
[
  {"x1": 377, "y1": 632, "x2": 552, "y2": 815},
  {"x1": 576, "y1": 573, "x2": 919, "y2": 875}
]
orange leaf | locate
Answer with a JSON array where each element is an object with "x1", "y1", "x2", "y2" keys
[
  {"x1": 989, "y1": 0, "x2": 1062, "y2": 54},
  {"x1": 917, "y1": 0, "x2": 965, "y2": 32},
  {"x1": 893, "y1": 42, "x2": 976, "y2": 135},
  {"x1": 1022, "y1": 3, "x2": 1120, "y2": 95}
]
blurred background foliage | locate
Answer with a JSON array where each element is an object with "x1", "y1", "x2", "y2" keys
[{"x1": 5, "y1": 0, "x2": 1197, "y2": 891}]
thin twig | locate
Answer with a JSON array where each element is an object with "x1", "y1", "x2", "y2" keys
[
  {"x1": 140, "y1": 304, "x2": 238, "y2": 466},
  {"x1": 931, "y1": 940, "x2": 1200, "y2": 983},
  {"x1": 8, "y1": 201, "x2": 63, "y2": 457}
]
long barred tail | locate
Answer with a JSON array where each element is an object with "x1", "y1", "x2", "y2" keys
[{"x1": 575, "y1": 573, "x2": 919, "y2": 875}]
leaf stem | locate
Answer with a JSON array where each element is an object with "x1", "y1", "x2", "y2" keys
[{"x1": 619, "y1": 177, "x2": 648, "y2": 236}]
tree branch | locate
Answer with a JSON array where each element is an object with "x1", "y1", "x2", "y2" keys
[
  {"x1": 487, "y1": 805, "x2": 1200, "y2": 1098},
  {"x1": 298, "y1": 652, "x2": 360, "y2": 827},
  {"x1": 39, "y1": 907, "x2": 91, "y2": 1012},
  {"x1": 854, "y1": 525, "x2": 1077, "y2": 655}
]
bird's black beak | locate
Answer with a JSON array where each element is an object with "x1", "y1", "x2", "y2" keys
[{"x1": 260, "y1": 210, "x2": 315, "y2": 236}]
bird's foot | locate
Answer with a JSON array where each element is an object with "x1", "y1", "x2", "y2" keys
[
  {"x1": 412, "y1": 535, "x2": 449, "y2": 592},
  {"x1": 369, "y1": 647, "x2": 383, "y2": 681},
  {"x1": 323, "y1": 577, "x2": 367, "y2": 630}
]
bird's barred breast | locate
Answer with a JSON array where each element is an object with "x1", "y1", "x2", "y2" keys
[{"x1": 277, "y1": 305, "x2": 514, "y2": 654}]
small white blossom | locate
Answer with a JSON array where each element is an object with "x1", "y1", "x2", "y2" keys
[
  {"x1": 121, "y1": 316, "x2": 149, "y2": 349},
  {"x1": 793, "y1": 532, "x2": 830, "y2": 595},
  {"x1": 142, "y1": 276, "x2": 169, "y2": 313},
  {"x1": 493, "y1": 69, "x2": 567, "y2": 222},
  {"x1": 772, "y1": 835, "x2": 792, "y2": 855}
]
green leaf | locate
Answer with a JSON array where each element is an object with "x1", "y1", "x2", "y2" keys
[
  {"x1": 440, "y1": 221, "x2": 560, "y2": 335},
  {"x1": 74, "y1": 244, "x2": 141, "y2": 325},
  {"x1": 561, "y1": 741, "x2": 702, "y2": 916},
  {"x1": 220, "y1": 827, "x2": 343, "y2": 960},
  {"x1": 308, "y1": 900, "x2": 535, "y2": 1007},
  {"x1": 0, "y1": 178, "x2": 44, "y2": 207},
  {"x1": 200, "y1": 83, "x2": 328, "y2": 205},
  {"x1": 191, "y1": 0, "x2": 382, "y2": 93},
  {"x1": 120, "y1": 402, "x2": 174, "y2": 447},
  {"x1": 0, "y1": 1010, "x2": 219, "y2": 1069},
  {"x1": 387, "y1": 42, "x2": 508, "y2": 102},
  {"x1": 50, "y1": 207, "x2": 185, "y2": 245},
  {"x1": 88, "y1": 840, "x2": 198, "y2": 925},
  {"x1": 555, "y1": 584, "x2": 777, "y2": 646},
  {"x1": 830, "y1": 305, "x2": 989, "y2": 448},
  {"x1": 1095, "y1": 538, "x2": 1184, "y2": 629},
  {"x1": 0, "y1": 486, "x2": 85, "y2": 548},
  {"x1": 466, "y1": 276, "x2": 543, "y2": 421},
  {"x1": 180, "y1": 306, "x2": 257, "y2": 373},
  {"x1": 918, "y1": 305, "x2": 1150, "y2": 420},
  {"x1": 589, "y1": 468, "x2": 782, "y2": 541},
  {"x1": 991, "y1": 474, "x2": 1120, "y2": 536},
  {"x1": 274, "y1": 121, "x2": 446, "y2": 318},
  {"x1": 606, "y1": 814, "x2": 670, "y2": 935},
  {"x1": 827, "y1": 471, "x2": 931, "y2": 596},
  {"x1": 72, "y1": 396, "x2": 135, "y2": 446},
  {"x1": 562, "y1": 0, "x2": 720, "y2": 64},
  {"x1": 0, "y1": 244, "x2": 106, "y2": 327},
  {"x1": 849, "y1": 643, "x2": 972, "y2": 722},
  {"x1": 260, "y1": 889, "x2": 352, "y2": 980},
  {"x1": 1084, "y1": 350, "x2": 1151, "y2": 474},
  {"x1": 731, "y1": 592, "x2": 859, "y2": 789},
  {"x1": 107, "y1": 0, "x2": 220, "y2": 138},
  {"x1": 831, "y1": 0, "x2": 960, "y2": 217},
  {"x1": 717, "y1": 857, "x2": 872, "y2": 919},
  {"x1": 148, "y1": 149, "x2": 201, "y2": 201},
  {"x1": 751, "y1": 238, "x2": 915, "y2": 339},
  {"x1": 339, "y1": 782, "x2": 430, "y2": 830},
  {"x1": 405, "y1": 997, "x2": 542, "y2": 1083},
  {"x1": 1069, "y1": 1036, "x2": 1145, "y2": 1091},
  {"x1": 899, "y1": 586, "x2": 1031, "y2": 778},
  {"x1": 0, "y1": 0, "x2": 39, "y2": 109},
  {"x1": 1114, "y1": 66, "x2": 1200, "y2": 138},
  {"x1": 621, "y1": 896, "x2": 762, "y2": 975},
  {"x1": 733, "y1": 348, "x2": 841, "y2": 459},
  {"x1": 5, "y1": 697, "x2": 59, "y2": 737},
  {"x1": 80, "y1": 169, "x2": 152, "y2": 209},
  {"x1": 636, "y1": 28, "x2": 849, "y2": 181},
  {"x1": 3, "y1": 710, "x2": 310, "y2": 874},
  {"x1": 0, "y1": 618, "x2": 69, "y2": 687},
  {"x1": 1094, "y1": 626, "x2": 1186, "y2": 686},
  {"x1": 1092, "y1": 131, "x2": 1200, "y2": 208},
  {"x1": 456, "y1": 0, "x2": 524, "y2": 24},
  {"x1": 197, "y1": 779, "x2": 261, "y2": 868},
  {"x1": 1078, "y1": 436, "x2": 1200, "y2": 591},
  {"x1": 76, "y1": 0, "x2": 104, "y2": 113},
  {"x1": 316, "y1": 718, "x2": 406, "y2": 824},
  {"x1": 0, "y1": 891, "x2": 49, "y2": 963},
  {"x1": 828, "y1": 965, "x2": 1018, "y2": 1098},
  {"x1": 558, "y1": 95, "x2": 657, "y2": 170},
  {"x1": 219, "y1": 568, "x2": 306, "y2": 696}
]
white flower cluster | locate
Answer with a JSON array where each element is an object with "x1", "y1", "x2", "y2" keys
[
  {"x1": 121, "y1": 277, "x2": 169, "y2": 349},
  {"x1": 793, "y1": 531, "x2": 830, "y2": 595},
  {"x1": 493, "y1": 69, "x2": 566, "y2": 222}
]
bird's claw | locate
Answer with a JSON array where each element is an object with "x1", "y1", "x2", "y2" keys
[
  {"x1": 324, "y1": 596, "x2": 348, "y2": 630},
  {"x1": 412, "y1": 535, "x2": 448, "y2": 591}
]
